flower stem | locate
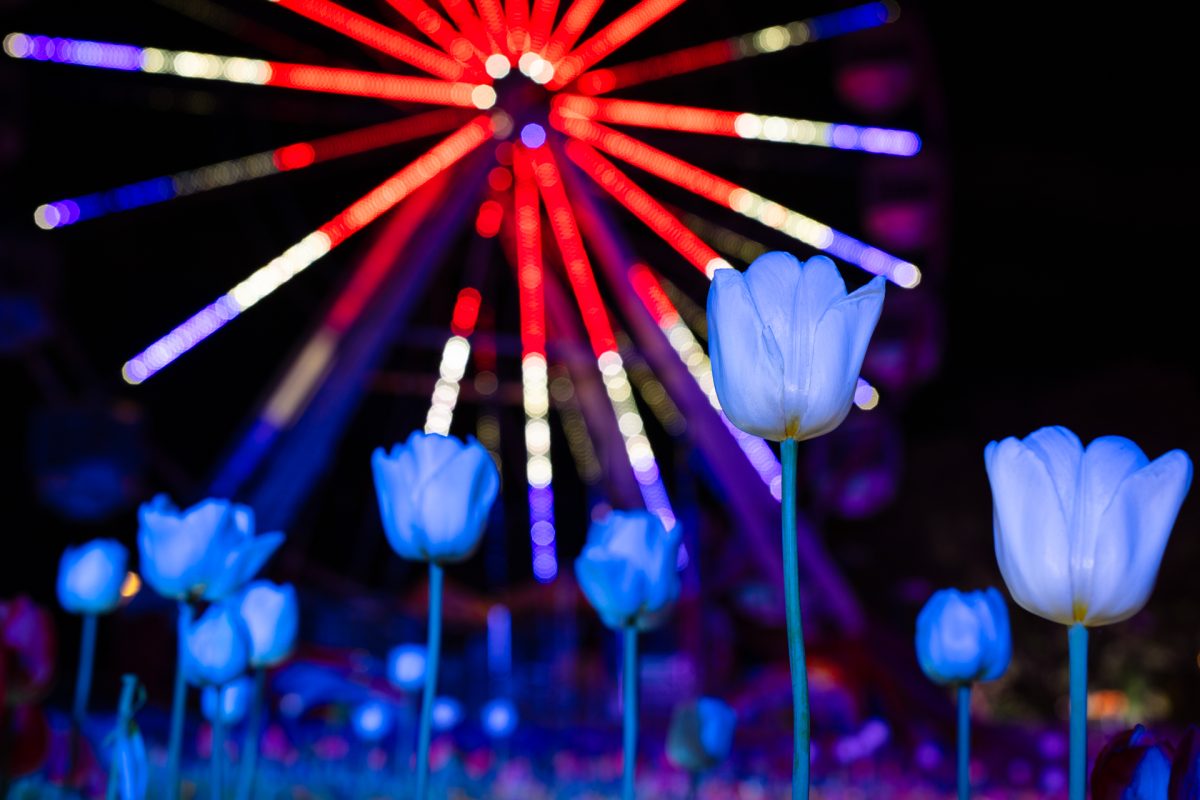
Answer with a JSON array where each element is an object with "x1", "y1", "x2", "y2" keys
[
  {"x1": 415, "y1": 563, "x2": 444, "y2": 800},
  {"x1": 211, "y1": 690, "x2": 225, "y2": 800},
  {"x1": 235, "y1": 667, "x2": 266, "y2": 800},
  {"x1": 70, "y1": 612, "x2": 98, "y2": 783},
  {"x1": 957, "y1": 683, "x2": 971, "y2": 800},
  {"x1": 623, "y1": 625, "x2": 638, "y2": 800},
  {"x1": 780, "y1": 438, "x2": 810, "y2": 798},
  {"x1": 1069, "y1": 624, "x2": 1088, "y2": 800},
  {"x1": 106, "y1": 675, "x2": 140, "y2": 800},
  {"x1": 166, "y1": 602, "x2": 194, "y2": 800}
]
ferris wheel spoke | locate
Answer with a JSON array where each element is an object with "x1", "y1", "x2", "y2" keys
[
  {"x1": 572, "y1": 0, "x2": 898, "y2": 95},
  {"x1": 547, "y1": 0, "x2": 688, "y2": 89},
  {"x1": 541, "y1": 0, "x2": 603, "y2": 64},
  {"x1": 3, "y1": 34, "x2": 497, "y2": 107},
  {"x1": 33, "y1": 109, "x2": 472, "y2": 230},
  {"x1": 555, "y1": 115, "x2": 921, "y2": 287},
  {"x1": 557, "y1": 95, "x2": 922, "y2": 156},
  {"x1": 437, "y1": 0, "x2": 496, "y2": 56},
  {"x1": 527, "y1": 0, "x2": 560, "y2": 53},
  {"x1": 504, "y1": 0, "x2": 530, "y2": 54},
  {"x1": 270, "y1": 0, "x2": 480, "y2": 80},
  {"x1": 474, "y1": 0, "x2": 512, "y2": 58},
  {"x1": 380, "y1": 0, "x2": 481, "y2": 66},
  {"x1": 121, "y1": 115, "x2": 496, "y2": 384}
]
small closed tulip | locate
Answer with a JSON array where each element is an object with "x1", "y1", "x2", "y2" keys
[
  {"x1": 137, "y1": 495, "x2": 284, "y2": 602},
  {"x1": 1091, "y1": 725, "x2": 1172, "y2": 800},
  {"x1": 666, "y1": 697, "x2": 737, "y2": 774},
  {"x1": 575, "y1": 510, "x2": 682, "y2": 631},
  {"x1": 707, "y1": 253, "x2": 885, "y2": 442},
  {"x1": 236, "y1": 581, "x2": 298, "y2": 669},
  {"x1": 57, "y1": 539, "x2": 129, "y2": 615},
  {"x1": 201, "y1": 676, "x2": 254, "y2": 726},
  {"x1": 915, "y1": 588, "x2": 1011, "y2": 686},
  {"x1": 182, "y1": 603, "x2": 250, "y2": 688},
  {"x1": 372, "y1": 432, "x2": 501, "y2": 564}
]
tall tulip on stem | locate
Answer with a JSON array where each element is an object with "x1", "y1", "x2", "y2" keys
[
  {"x1": 576, "y1": 510, "x2": 682, "y2": 800},
  {"x1": 372, "y1": 432, "x2": 500, "y2": 800},
  {"x1": 708, "y1": 253, "x2": 885, "y2": 797},
  {"x1": 985, "y1": 427, "x2": 1192, "y2": 800}
]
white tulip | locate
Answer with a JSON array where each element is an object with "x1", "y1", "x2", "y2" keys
[
  {"x1": 985, "y1": 426, "x2": 1192, "y2": 626},
  {"x1": 708, "y1": 253, "x2": 885, "y2": 442}
]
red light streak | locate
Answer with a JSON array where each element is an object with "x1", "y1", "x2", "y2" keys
[
  {"x1": 450, "y1": 287, "x2": 483, "y2": 335},
  {"x1": 273, "y1": 109, "x2": 472, "y2": 171},
  {"x1": 528, "y1": 147, "x2": 617, "y2": 356},
  {"x1": 265, "y1": 62, "x2": 484, "y2": 106},
  {"x1": 514, "y1": 147, "x2": 546, "y2": 356},
  {"x1": 548, "y1": 0, "x2": 687, "y2": 89},
  {"x1": 563, "y1": 139, "x2": 723, "y2": 276},
  {"x1": 542, "y1": 0, "x2": 603, "y2": 64},
  {"x1": 506, "y1": 0, "x2": 531, "y2": 54},
  {"x1": 574, "y1": 39, "x2": 735, "y2": 95},
  {"x1": 528, "y1": 0, "x2": 560, "y2": 52},
  {"x1": 557, "y1": 95, "x2": 739, "y2": 136},
  {"x1": 382, "y1": 0, "x2": 481, "y2": 64},
  {"x1": 319, "y1": 116, "x2": 494, "y2": 246},
  {"x1": 628, "y1": 263, "x2": 681, "y2": 327},
  {"x1": 438, "y1": 0, "x2": 494, "y2": 56},
  {"x1": 476, "y1": 198, "x2": 504, "y2": 237},
  {"x1": 475, "y1": 0, "x2": 512, "y2": 58},
  {"x1": 273, "y1": 0, "x2": 473, "y2": 81}
]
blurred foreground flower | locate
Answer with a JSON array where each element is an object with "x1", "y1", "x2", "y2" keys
[
  {"x1": 986, "y1": 426, "x2": 1192, "y2": 800},
  {"x1": 666, "y1": 697, "x2": 737, "y2": 775},
  {"x1": 202, "y1": 676, "x2": 254, "y2": 726},
  {"x1": 57, "y1": 539, "x2": 128, "y2": 615}
]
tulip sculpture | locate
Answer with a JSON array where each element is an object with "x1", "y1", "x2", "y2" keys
[
  {"x1": 708, "y1": 252, "x2": 885, "y2": 797},
  {"x1": 56, "y1": 538, "x2": 129, "y2": 779},
  {"x1": 575, "y1": 510, "x2": 682, "y2": 800},
  {"x1": 234, "y1": 580, "x2": 298, "y2": 800},
  {"x1": 985, "y1": 426, "x2": 1192, "y2": 800},
  {"x1": 665, "y1": 697, "x2": 737, "y2": 800},
  {"x1": 137, "y1": 495, "x2": 283, "y2": 800},
  {"x1": 182, "y1": 602, "x2": 252, "y2": 800},
  {"x1": 915, "y1": 588, "x2": 1011, "y2": 799},
  {"x1": 372, "y1": 431, "x2": 500, "y2": 800}
]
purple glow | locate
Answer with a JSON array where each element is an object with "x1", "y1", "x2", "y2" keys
[
  {"x1": 520, "y1": 123, "x2": 547, "y2": 149},
  {"x1": 528, "y1": 484, "x2": 557, "y2": 583},
  {"x1": 122, "y1": 295, "x2": 241, "y2": 384},
  {"x1": 5, "y1": 34, "x2": 143, "y2": 71}
]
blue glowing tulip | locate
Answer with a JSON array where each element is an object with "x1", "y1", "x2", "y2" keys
[
  {"x1": 372, "y1": 432, "x2": 500, "y2": 563},
  {"x1": 985, "y1": 427, "x2": 1192, "y2": 627},
  {"x1": 387, "y1": 644, "x2": 427, "y2": 692},
  {"x1": 1091, "y1": 725, "x2": 1172, "y2": 800},
  {"x1": 57, "y1": 539, "x2": 129, "y2": 615},
  {"x1": 137, "y1": 495, "x2": 284, "y2": 602},
  {"x1": 666, "y1": 697, "x2": 737, "y2": 773},
  {"x1": 481, "y1": 698, "x2": 518, "y2": 739},
  {"x1": 351, "y1": 699, "x2": 396, "y2": 743},
  {"x1": 576, "y1": 510, "x2": 682, "y2": 631},
  {"x1": 236, "y1": 581, "x2": 298, "y2": 668},
  {"x1": 182, "y1": 603, "x2": 250, "y2": 687},
  {"x1": 201, "y1": 675, "x2": 253, "y2": 726},
  {"x1": 916, "y1": 588, "x2": 1011, "y2": 686},
  {"x1": 707, "y1": 253, "x2": 885, "y2": 442}
]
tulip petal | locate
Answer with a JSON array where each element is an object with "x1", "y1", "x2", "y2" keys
[
  {"x1": 985, "y1": 437, "x2": 1075, "y2": 624},
  {"x1": 201, "y1": 531, "x2": 285, "y2": 601},
  {"x1": 742, "y1": 252, "x2": 805, "y2": 344},
  {"x1": 417, "y1": 440, "x2": 498, "y2": 562},
  {"x1": 575, "y1": 551, "x2": 644, "y2": 627},
  {"x1": 373, "y1": 447, "x2": 423, "y2": 560},
  {"x1": 1085, "y1": 448, "x2": 1192, "y2": 625},
  {"x1": 1020, "y1": 426, "x2": 1084, "y2": 525},
  {"x1": 708, "y1": 267, "x2": 786, "y2": 439}
]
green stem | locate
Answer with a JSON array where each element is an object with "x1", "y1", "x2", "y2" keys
[
  {"x1": 235, "y1": 667, "x2": 266, "y2": 800},
  {"x1": 780, "y1": 438, "x2": 810, "y2": 798},
  {"x1": 106, "y1": 675, "x2": 140, "y2": 800},
  {"x1": 415, "y1": 563, "x2": 444, "y2": 800},
  {"x1": 70, "y1": 613, "x2": 98, "y2": 783},
  {"x1": 957, "y1": 683, "x2": 971, "y2": 800},
  {"x1": 166, "y1": 602, "x2": 194, "y2": 800},
  {"x1": 1069, "y1": 624, "x2": 1088, "y2": 800},
  {"x1": 211, "y1": 689, "x2": 225, "y2": 800},
  {"x1": 623, "y1": 626, "x2": 638, "y2": 800}
]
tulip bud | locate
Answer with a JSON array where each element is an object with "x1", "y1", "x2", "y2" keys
[
  {"x1": 915, "y1": 588, "x2": 1011, "y2": 686},
  {"x1": 575, "y1": 510, "x2": 682, "y2": 631},
  {"x1": 1091, "y1": 725, "x2": 1172, "y2": 800},
  {"x1": 57, "y1": 539, "x2": 128, "y2": 615},
  {"x1": 183, "y1": 603, "x2": 251, "y2": 687},
  {"x1": 666, "y1": 697, "x2": 737, "y2": 773},
  {"x1": 237, "y1": 581, "x2": 299, "y2": 668}
]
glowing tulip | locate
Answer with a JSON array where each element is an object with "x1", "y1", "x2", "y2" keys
[
  {"x1": 666, "y1": 697, "x2": 737, "y2": 773},
  {"x1": 182, "y1": 603, "x2": 250, "y2": 688},
  {"x1": 236, "y1": 581, "x2": 298, "y2": 668},
  {"x1": 351, "y1": 699, "x2": 395, "y2": 743},
  {"x1": 985, "y1": 426, "x2": 1192, "y2": 800},
  {"x1": 57, "y1": 539, "x2": 129, "y2": 615},
  {"x1": 372, "y1": 432, "x2": 500, "y2": 563},
  {"x1": 985, "y1": 426, "x2": 1192, "y2": 627},
  {"x1": 372, "y1": 431, "x2": 501, "y2": 800},
  {"x1": 707, "y1": 253, "x2": 885, "y2": 443},
  {"x1": 1091, "y1": 725, "x2": 1172, "y2": 800},
  {"x1": 387, "y1": 644, "x2": 427, "y2": 692},
  {"x1": 202, "y1": 676, "x2": 254, "y2": 726},
  {"x1": 137, "y1": 495, "x2": 284, "y2": 602},
  {"x1": 575, "y1": 510, "x2": 682, "y2": 631},
  {"x1": 915, "y1": 588, "x2": 1010, "y2": 686}
]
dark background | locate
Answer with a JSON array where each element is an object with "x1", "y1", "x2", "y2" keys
[{"x1": 2, "y1": 1, "x2": 1197, "y2": 721}]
